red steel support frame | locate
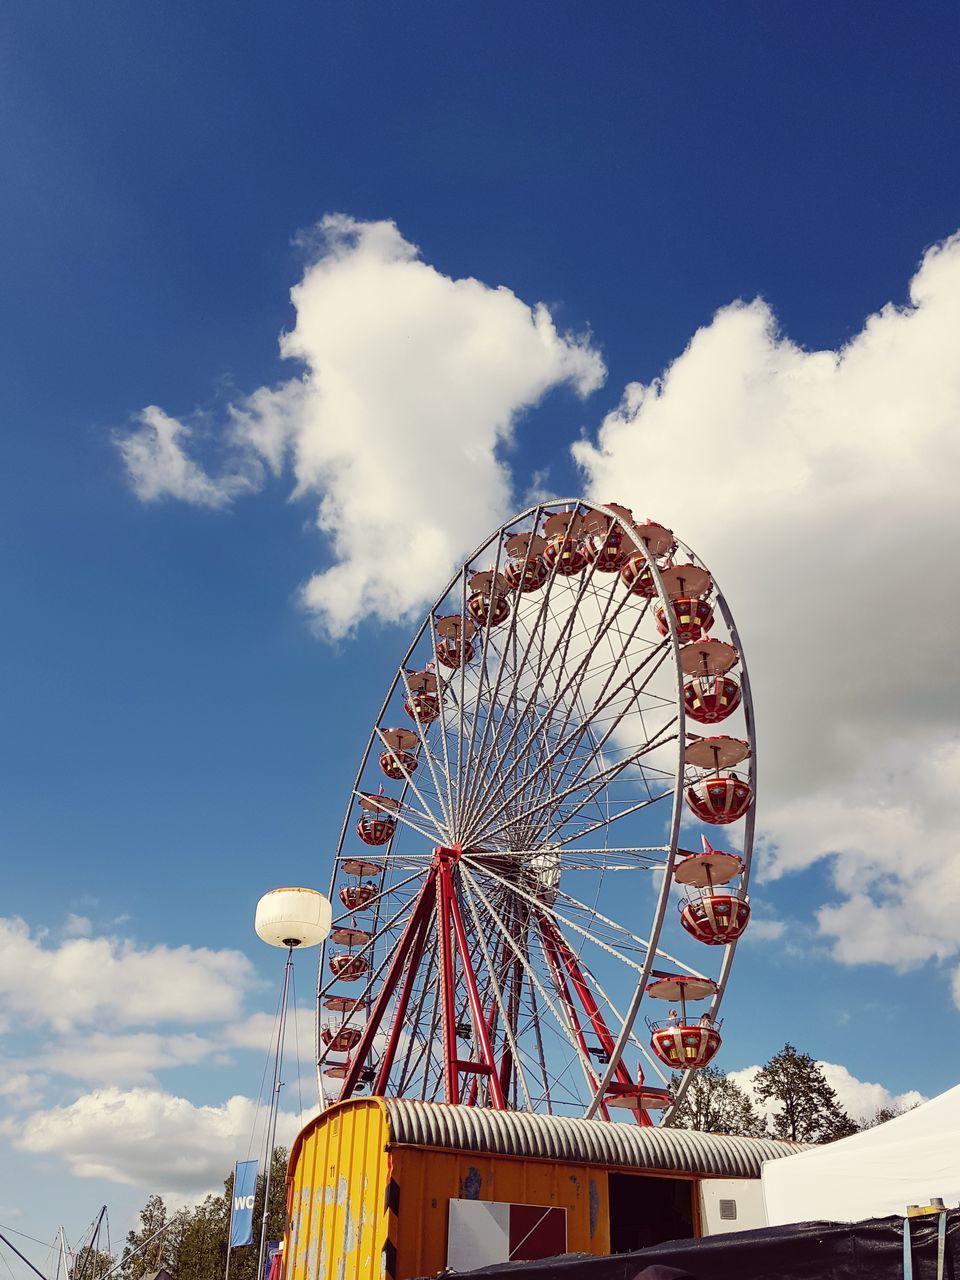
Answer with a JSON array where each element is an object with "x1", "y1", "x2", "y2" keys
[
  {"x1": 336, "y1": 870, "x2": 437, "y2": 1101},
  {"x1": 337, "y1": 848, "x2": 506, "y2": 1107},
  {"x1": 436, "y1": 849, "x2": 506, "y2": 1108},
  {"x1": 537, "y1": 914, "x2": 611, "y2": 1122},
  {"x1": 435, "y1": 856, "x2": 461, "y2": 1103},
  {"x1": 538, "y1": 912, "x2": 653, "y2": 1125},
  {"x1": 372, "y1": 893, "x2": 434, "y2": 1095}
]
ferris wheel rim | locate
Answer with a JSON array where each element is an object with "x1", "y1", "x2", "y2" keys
[{"x1": 317, "y1": 498, "x2": 756, "y2": 1122}]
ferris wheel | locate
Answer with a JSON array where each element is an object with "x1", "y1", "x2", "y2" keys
[{"x1": 316, "y1": 500, "x2": 756, "y2": 1124}]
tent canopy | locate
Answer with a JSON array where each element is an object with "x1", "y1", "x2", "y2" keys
[{"x1": 762, "y1": 1082, "x2": 960, "y2": 1225}]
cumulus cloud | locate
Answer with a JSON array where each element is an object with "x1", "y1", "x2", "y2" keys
[
  {"x1": 117, "y1": 406, "x2": 261, "y2": 507},
  {"x1": 224, "y1": 1007, "x2": 316, "y2": 1064},
  {"x1": 728, "y1": 1062, "x2": 926, "y2": 1126},
  {"x1": 117, "y1": 215, "x2": 605, "y2": 636},
  {"x1": 573, "y1": 232, "x2": 960, "y2": 991},
  {"x1": 744, "y1": 918, "x2": 786, "y2": 942},
  {"x1": 0, "y1": 917, "x2": 257, "y2": 1032},
  {"x1": 15, "y1": 1087, "x2": 316, "y2": 1193},
  {"x1": 35, "y1": 1031, "x2": 217, "y2": 1085}
]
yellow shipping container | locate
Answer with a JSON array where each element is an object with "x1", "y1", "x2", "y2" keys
[{"x1": 284, "y1": 1099, "x2": 796, "y2": 1280}]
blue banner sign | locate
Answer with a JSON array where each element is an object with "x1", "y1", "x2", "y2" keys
[{"x1": 230, "y1": 1159, "x2": 259, "y2": 1248}]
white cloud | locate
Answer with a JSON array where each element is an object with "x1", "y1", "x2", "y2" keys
[
  {"x1": 0, "y1": 917, "x2": 257, "y2": 1033},
  {"x1": 35, "y1": 1032, "x2": 216, "y2": 1085},
  {"x1": 573, "y1": 232, "x2": 960, "y2": 984},
  {"x1": 117, "y1": 215, "x2": 605, "y2": 637},
  {"x1": 63, "y1": 914, "x2": 92, "y2": 938},
  {"x1": 744, "y1": 918, "x2": 785, "y2": 942},
  {"x1": 0, "y1": 1066, "x2": 46, "y2": 1110},
  {"x1": 15, "y1": 1087, "x2": 317, "y2": 1194},
  {"x1": 729, "y1": 1062, "x2": 926, "y2": 1126},
  {"x1": 117, "y1": 406, "x2": 260, "y2": 508},
  {"x1": 224, "y1": 1008, "x2": 317, "y2": 1065}
]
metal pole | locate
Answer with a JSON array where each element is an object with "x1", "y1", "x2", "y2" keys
[
  {"x1": 223, "y1": 1208, "x2": 232, "y2": 1280},
  {"x1": 0, "y1": 1231, "x2": 52, "y2": 1280},
  {"x1": 257, "y1": 947, "x2": 293, "y2": 1280}
]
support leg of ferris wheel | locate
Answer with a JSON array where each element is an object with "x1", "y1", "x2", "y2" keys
[
  {"x1": 537, "y1": 914, "x2": 612, "y2": 1123},
  {"x1": 537, "y1": 912, "x2": 652, "y2": 1127},
  {"x1": 435, "y1": 848, "x2": 506, "y2": 1108},
  {"x1": 336, "y1": 872, "x2": 437, "y2": 1101}
]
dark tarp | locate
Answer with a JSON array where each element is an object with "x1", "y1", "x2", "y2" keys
[{"x1": 428, "y1": 1209, "x2": 960, "y2": 1280}]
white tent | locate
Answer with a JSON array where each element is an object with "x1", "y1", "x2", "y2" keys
[{"x1": 762, "y1": 1082, "x2": 960, "y2": 1225}]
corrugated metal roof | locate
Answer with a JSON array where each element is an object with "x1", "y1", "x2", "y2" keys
[{"x1": 381, "y1": 1099, "x2": 800, "y2": 1178}]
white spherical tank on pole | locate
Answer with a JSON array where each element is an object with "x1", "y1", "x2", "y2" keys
[{"x1": 251, "y1": 888, "x2": 331, "y2": 1280}]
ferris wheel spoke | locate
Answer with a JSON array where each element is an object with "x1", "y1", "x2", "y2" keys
[
  {"x1": 459, "y1": 511, "x2": 549, "y2": 802},
  {"x1": 371, "y1": 725, "x2": 448, "y2": 833},
  {"x1": 532, "y1": 915, "x2": 608, "y2": 1108},
  {"x1": 460, "y1": 552, "x2": 593, "y2": 823},
  {"x1": 455, "y1": 531, "x2": 513, "y2": 814},
  {"x1": 394, "y1": 927, "x2": 444, "y2": 1097},
  {"x1": 466, "y1": 721, "x2": 679, "y2": 849},
  {"x1": 469, "y1": 569, "x2": 606, "y2": 813},
  {"x1": 462, "y1": 854, "x2": 653, "y2": 981},
  {"x1": 461, "y1": 636, "x2": 670, "y2": 848},
  {"x1": 426, "y1": 622, "x2": 460, "y2": 832},
  {"x1": 551, "y1": 886, "x2": 709, "y2": 980},
  {"x1": 476, "y1": 768, "x2": 672, "y2": 852},
  {"x1": 349, "y1": 789, "x2": 444, "y2": 847},
  {"x1": 397, "y1": 668, "x2": 454, "y2": 833},
  {"x1": 476, "y1": 560, "x2": 643, "y2": 800},
  {"x1": 459, "y1": 866, "x2": 599, "y2": 1096},
  {"x1": 510, "y1": 641, "x2": 673, "y2": 825},
  {"x1": 458, "y1": 875, "x2": 535, "y2": 1110},
  {"x1": 546, "y1": 933, "x2": 671, "y2": 1089},
  {"x1": 458, "y1": 543, "x2": 566, "y2": 827}
]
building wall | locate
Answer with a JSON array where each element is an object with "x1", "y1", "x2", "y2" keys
[
  {"x1": 285, "y1": 1098, "x2": 390, "y2": 1280},
  {"x1": 392, "y1": 1146, "x2": 611, "y2": 1279}
]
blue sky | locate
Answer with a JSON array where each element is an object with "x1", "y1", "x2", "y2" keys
[{"x1": 3, "y1": 0, "x2": 960, "y2": 1266}]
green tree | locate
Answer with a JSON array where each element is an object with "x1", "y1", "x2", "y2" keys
[
  {"x1": 168, "y1": 1195, "x2": 228, "y2": 1280},
  {"x1": 754, "y1": 1043, "x2": 858, "y2": 1143},
  {"x1": 667, "y1": 1065, "x2": 766, "y2": 1136},
  {"x1": 120, "y1": 1194, "x2": 174, "y2": 1280},
  {"x1": 117, "y1": 1147, "x2": 289, "y2": 1280},
  {"x1": 862, "y1": 1101, "x2": 919, "y2": 1129}
]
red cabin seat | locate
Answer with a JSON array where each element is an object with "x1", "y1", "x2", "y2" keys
[
  {"x1": 379, "y1": 748, "x2": 418, "y2": 781},
  {"x1": 543, "y1": 535, "x2": 587, "y2": 576},
  {"x1": 320, "y1": 1024, "x2": 363, "y2": 1052},
  {"x1": 435, "y1": 636, "x2": 476, "y2": 669},
  {"x1": 356, "y1": 814, "x2": 396, "y2": 846},
  {"x1": 329, "y1": 953, "x2": 369, "y2": 981},
  {"x1": 404, "y1": 693, "x2": 440, "y2": 724},
  {"x1": 339, "y1": 883, "x2": 376, "y2": 911},
  {"x1": 655, "y1": 597, "x2": 715, "y2": 643},
  {"x1": 685, "y1": 774, "x2": 753, "y2": 824},
  {"x1": 504, "y1": 556, "x2": 549, "y2": 593},
  {"x1": 650, "y1": 1024, "x2": 721, "y2": 1069},
  {"x1": 467, "y1": 592, "x2": 510, "y2": 627},
  {"x1": 680, "y1": 893, "x2": 751, "y2": 945},
  {"x1": 683, "y1": 675, "x2": 742, "y2": 724},
  {"x1": 584, "y1": 524, "x2": 632, "y2": 573},
  {"x1": 620, "y1": 554, "x2": 657, "y2": 598}
]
